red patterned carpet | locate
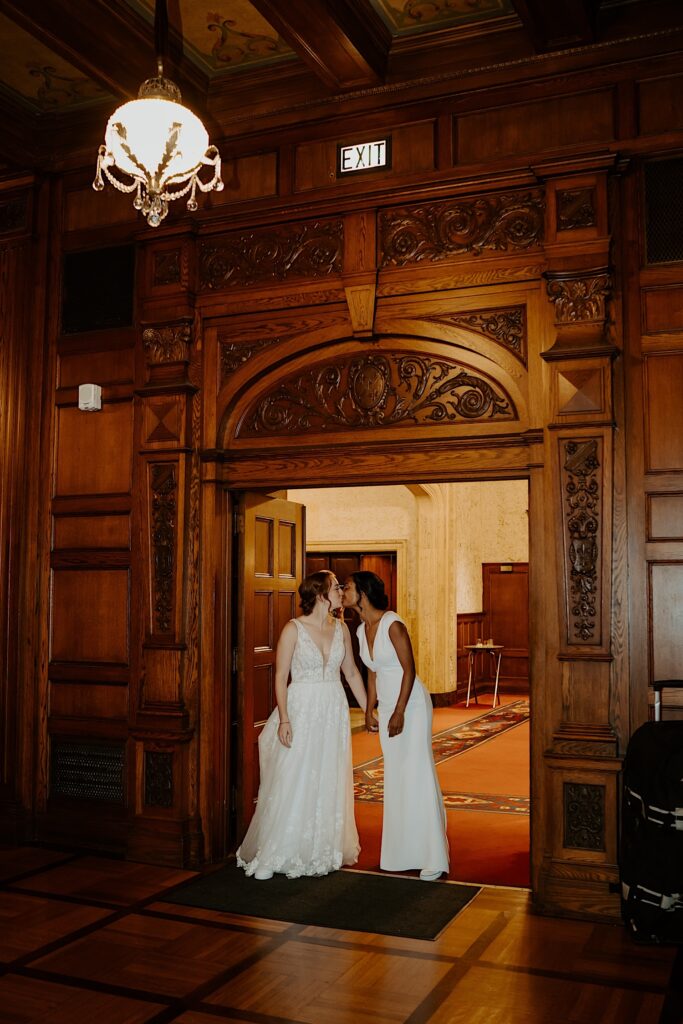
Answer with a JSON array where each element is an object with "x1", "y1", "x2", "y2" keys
[{"x1": 351, "y1": 695, "x2": 531, "y2": 888}]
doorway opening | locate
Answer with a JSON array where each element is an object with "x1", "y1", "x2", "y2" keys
[{"x1": 234, "y1": 479, "x2": 530, "y2": 889}]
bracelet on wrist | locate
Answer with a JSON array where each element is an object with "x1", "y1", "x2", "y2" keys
[{"x1": 279, "y1": 720, "x2": 290, "y2": 725}]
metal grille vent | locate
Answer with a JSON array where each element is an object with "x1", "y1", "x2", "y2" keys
[
  {"x1": 644, "y1": 158, "x2": 683, "y2": 264},
  {"x1": 50, "y1": 740, "x2": 125, "y2": 803}
]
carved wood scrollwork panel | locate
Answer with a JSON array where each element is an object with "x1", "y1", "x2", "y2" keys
[
  {"x1": 563, "y1": 782, "x2": 605, "y2": 851},
  {"x1": 199, "y1": 219, "x2": 343, "y2": 290},
  {"x1": 236, "y1": 350, "x2": 516, "y2": 439},
  {"x1": 150, "y1": 463, "x2": 177, "y2": 635},
  {"x1": 421, "y1": 306, "x2": 527, "y2": 364},
  {"x1": 220, "y1": 338, "x2": 273, "y2": 385},
  {"x1": 560, "y1": 438, "x2": 603, "y2": 646},
  {"x1": 144, "y1": 749, "x2": 173, "y2": 808},
  {"x1": 379, "y1": 189, "x2": 544, "y2": 268}
]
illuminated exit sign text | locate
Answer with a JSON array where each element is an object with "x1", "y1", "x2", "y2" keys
[{"x1": 337, "y1": 137, "x2": 392, "y2": 177}]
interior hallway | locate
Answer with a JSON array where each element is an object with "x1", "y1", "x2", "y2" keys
[{"x1": 0, "y1": 845, "x2": 679, "y2": 1024}]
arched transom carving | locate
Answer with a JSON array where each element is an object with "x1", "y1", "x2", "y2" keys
[{"x1": 235, "y1": 350, "x2": 517, "y2": 438}]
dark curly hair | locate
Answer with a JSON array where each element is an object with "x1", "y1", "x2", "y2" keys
[
  {"x1": 299, "y1": 570, "x2": 336, "y2": 615},
  {"x1": 347, "y1": 570, "x2": 389, "y2": 611}
]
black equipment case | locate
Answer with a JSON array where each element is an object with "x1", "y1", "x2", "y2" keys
[{"x1": 620, "y1": 681, "x2": 683, "y2": 943}]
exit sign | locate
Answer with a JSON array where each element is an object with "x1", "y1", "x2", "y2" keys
[{"x1": 337, "y1": 137, "x2": 392, "y2": 177}]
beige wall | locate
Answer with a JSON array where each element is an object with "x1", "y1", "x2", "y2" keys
[
  {"x1": 453, "y1": 480, "x2": 529, "y2": 613},
  {"x1": 288, "y1": 480, "x2": 528, "y2": 693}
]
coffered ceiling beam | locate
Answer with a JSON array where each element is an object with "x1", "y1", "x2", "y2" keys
[{"x1": 249, "y1": 0, "x2": 389, "y2": 90}]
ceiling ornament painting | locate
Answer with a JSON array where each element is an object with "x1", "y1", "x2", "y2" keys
[
  {"x1": 0, "y1": 12, "x2": 111, "y2": 111},
  {"x1": 368, "y1": 0, "x2": 514, "y2": 34},
  {"x1": 131, "y1": 0, "x2": 294, "y2": 74}
]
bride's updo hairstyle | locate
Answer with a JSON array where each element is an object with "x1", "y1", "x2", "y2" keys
[
  {"x1": 348, "y1": 571, "x2": 389, "y2": 611},
  {"x1": 299, "y1": 570, "x2": 335, "y2": 615}
]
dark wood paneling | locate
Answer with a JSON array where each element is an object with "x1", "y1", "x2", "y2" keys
[
  {"x1": 50, "y1": 569, "x2": 129, "y2": 664},
  {"x1": 456, "y1": 90, "x2": 614, "y2": 164},
  {"x1": 644, "y1": 354, "x2": 683, "y2": 472},
  {"x1": 648, "y1": 493, "x2": 683, "y2": 542},
  {"x1": 208, "y1": 153, "x2": 278, "y2": 206},
  {"x1": 54, "y1": 402, "x2": 133, "y2": 496},
  {"x1": 53, "y1": 513, "x2": 130, "y2": 550},
  {"x1": 58, "y1": 348, "x2": 134, "y2": 388},
  {"x1": 638, "y1": 74, "x2": 683, "y2": 135},
  {"x1": 642, "y1": 286, "x2": 683, "y2": 334},
  {"x1": 456, "y1": 611, "x2": 486, "y2": 689}
]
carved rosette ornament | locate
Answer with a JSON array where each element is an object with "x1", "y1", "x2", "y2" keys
[
  {"x1": 150, "y1": 463, "x2": 177, "y2": 634},
  {"x1": 379, "y1": 189, "x2": 544, "y2": 267},
  {"x1": 142, "y1": 322, "x2": 192, "y2": 365},
  {"x1": 237, "y1": 352, "x2": 515, "y2": 438},
  {"x1": 561, "y1": 439, "x2": 601, "y2": 644},
  {"x1": 546, "y1": 272, "x2": 611, "y2": 323},
  {"x1": 199, "y1": 219, "x2": 343, "y2": 290}
]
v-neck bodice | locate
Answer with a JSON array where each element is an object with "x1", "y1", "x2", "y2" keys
[{"x1": 291, "y1": 617, "x2": 344, "y2": 685}]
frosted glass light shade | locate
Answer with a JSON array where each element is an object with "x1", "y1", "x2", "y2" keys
[
  {"x1": 104, "y1": 97, "x2": 208, "y2": 189},
  {"x1": 93, "y1": 72, "x2": 223, "y2": 227}
]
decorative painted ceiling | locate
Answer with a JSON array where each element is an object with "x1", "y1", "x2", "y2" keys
[
  {"x1": 0, "y1": 11, "x2": 112, "y2": 112},
  {"x1": 369, "y1": 0, "x2": 513, "y2": 35},
  {"x1": 128, "y1": 0, "x2": 295, "y2": 75},
  {"x1": 0, "y1": 0, "x2": 517, "y2": 112},
  {"x1": 0, "y1": 0, "x2": 669, "y2": 134}
]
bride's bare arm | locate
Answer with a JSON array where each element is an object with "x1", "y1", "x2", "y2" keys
[
  {"x1": 387, "y1": 620, "x2": 416, "y2": 737},
  {"x1": 340, "y1": 621, "x2": 367, "y2": 711},
  {"x1": 274, "y1": 620, "x2": 298, "y2": 747}
]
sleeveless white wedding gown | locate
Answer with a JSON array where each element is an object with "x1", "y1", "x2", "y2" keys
[
  {"x1": 358, "y1": 611, "x2": 449, "y2": 874},
  {"x1": 237, "y1": 617, "x2": 360, "y2": 877}
]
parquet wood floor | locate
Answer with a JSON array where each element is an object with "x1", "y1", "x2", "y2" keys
[{"x1": 0, "y1": 847, "x2": 680, "y2": 1024}]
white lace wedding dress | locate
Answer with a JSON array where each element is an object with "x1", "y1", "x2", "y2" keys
[{"x1": 237, "y1": 617, "x2": 360, "y2": 878}]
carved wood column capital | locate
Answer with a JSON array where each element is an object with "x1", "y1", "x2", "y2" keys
[
  {"x1": 544, "y1": 269, "x2": 611, "y2": 326},
  {"x1": 141, "y1": 319, "x2": 194, "y2": 387}
]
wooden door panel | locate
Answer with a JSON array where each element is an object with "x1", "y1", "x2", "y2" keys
[
  {"x1": 253, "y1": 664, "x2": 274, "y2": 722},
  {"x1": 278, "y1": 522, "x2": 296, "y2": 576},
  {"x1": 254, "y1": 516, "x2": 274, "y2": 575},
  {"x1": 482, "y1": 563, "x2": 529, "y2": 688},
  {"x1": 237, "y1": 494, "x2": 304, "y2": 835},
  {"x1": 253, "y1": 592, "x2": 273, "y2": 649},
  {"x1": 360, "y1": 553, "x2": 396, "y2": 610}
]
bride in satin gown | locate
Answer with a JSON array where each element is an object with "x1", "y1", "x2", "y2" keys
[
  {"x1": 343, "y1": 571, "x2": 449, "y2": 881},
  {"x1": 237, "y1": 570, "x2": 367, "y2": 880}
]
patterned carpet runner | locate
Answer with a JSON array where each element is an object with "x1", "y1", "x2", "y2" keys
[{"x1": 354, "y1": 699, "x2": 530, "y2": 814}]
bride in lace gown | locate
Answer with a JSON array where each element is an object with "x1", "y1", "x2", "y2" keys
[{"x1": 237, "y1": 570, "x2": 367, "y2": 880}]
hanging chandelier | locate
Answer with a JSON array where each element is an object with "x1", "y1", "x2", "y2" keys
[{"x1": 93, "y1": 0, "x2": 223, "y2": 227}]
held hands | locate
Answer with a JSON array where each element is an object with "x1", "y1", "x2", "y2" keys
[
  {"x1": 277, "y1": 721, "x2": 292, "y2": 747},
  {"x1": 365, "y1": 710, "x2": 379, "y2": 733},
  {"x1": 387, "y1": 708, "x2": 405, "y2": 737}
]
